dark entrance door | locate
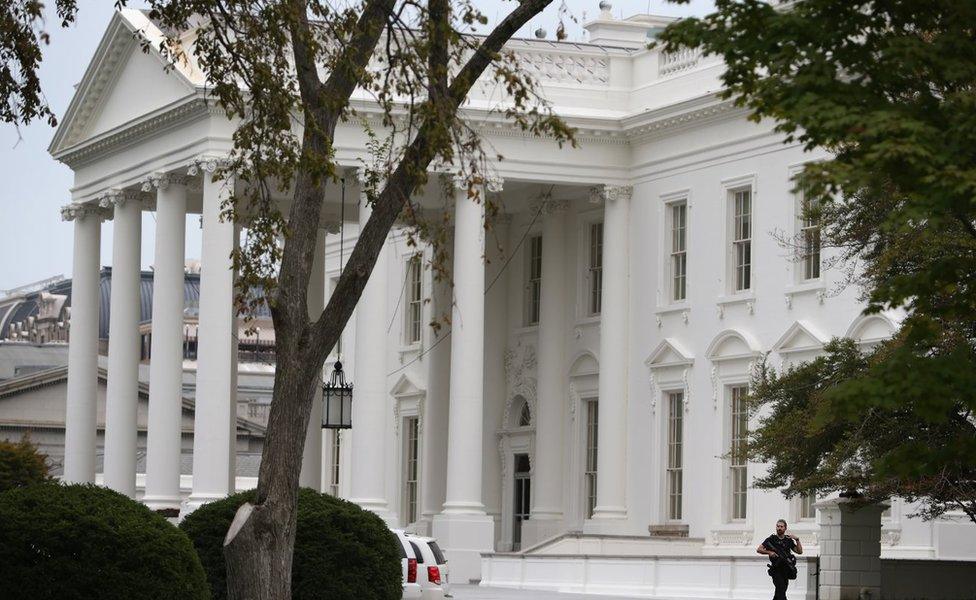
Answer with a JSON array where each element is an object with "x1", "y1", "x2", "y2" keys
[{"x1": 513, "y1": 453, "x2": 531, "y2": 551}]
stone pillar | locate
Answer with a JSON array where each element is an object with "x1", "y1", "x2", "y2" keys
[
  {"x1": 482, "y1": 205, "x2": 508, "y2": 524},
  {"x1": 185, "y1": 166, "x2": 238, "y2": 514},
  {"x1": 349, "y1": 176, "x2": 392, "y2": 522},
  {"x1": 102, "y1": 189, "x2": 144, "y2": 497},
  {"x1": 300, "y1": 229, "x2": 326, "y2": 489},
  {"x1": 62, "y1": 203, "x2": 102, "y2": 484},
  {"x1": 419, "y1": 255, "x2": 451, "y2": 534},
  {"x1": 817, "y1": 498, "x2": 886, "y2": 600},
  {"x1": 432, "y1": 176, "x2": 496, "y2": 583},
  {"x1": 523, "y1": 198, "x2": 568, "y2": 545},
  {"x1": 144, "y1": 175, "x2": 188, "y2": 512},
  {"x1": 590, "y1": 184, "x2": 632, "y2": 524}
]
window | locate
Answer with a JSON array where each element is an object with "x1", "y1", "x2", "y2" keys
[
  {"x1": 518, "y1": 401, "x2": 532, "y2": 427},
  {"x1": 584, "y1": 398, "x2": 599, "y2": 518},
  {"x1": 328, "y1": 277, "x2": 342, "y2": 357},
  {"x1": 731, "y1": 189, "x2": 752, "y2": 292},
  {"x1": 588, "y1": 222, "x2": 603, "y2": 315},
  {"x1": 730, "y1": 385, "x2": 749, "y2": 520},
  {"x1": 799, "y1": 491, "x2": 816, "y2": 520},
  {"x1": 669, "y1": 202, "x2": 687, "y2": 302},
  {"x1": 525, "y1": 235, "x2": 543, "y2": 325},
  {"x1": 328, "y1": 431, "x2": 341, "y2": 496},
  {"x1": 405, "y1": 256, "x2": 422, "y2": 344},
  {"x1": 666, "y1": 391, "x2": 684, "y2": 521},
  {"x1": 799, "y1": 191, "x2": 821, "y2": 280},
  {"x1": 403, "y1": 417, "x2": 420, "y2": 525}
]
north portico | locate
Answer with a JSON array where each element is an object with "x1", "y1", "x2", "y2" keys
[{"x1": 51, "y1": 5, "x2": 975, "y2": 593}]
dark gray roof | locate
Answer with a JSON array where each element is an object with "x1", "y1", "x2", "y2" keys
[{"x1": 1, "y1": 269, "x2": 271, "y2": 341}]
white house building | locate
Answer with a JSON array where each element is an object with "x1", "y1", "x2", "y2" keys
[{"x1": 49, "y1": 6, "x2": 976, "y2": 598}]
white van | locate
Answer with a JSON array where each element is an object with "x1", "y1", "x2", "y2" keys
[
  {"x1": 392, "y1": 529, "x2": 423, "y2": 599},
  {"x1": 403, "y1": 533, "x2": 451, "y2": 599}
]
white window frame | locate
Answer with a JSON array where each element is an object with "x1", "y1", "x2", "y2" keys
[
  {"x1": 524, "y1": 234, "x2": 543, "y2": 326},
  {"x1": 797, "y1": 185, "x2": 822, "y2": 282},
  {"x1": 668, "y1": 200, "x2": 688, "y2": 303},
  {"x1": 327, "y1": 430, "x2": 341, "y2": 496},
  {"x1": 587, "y1": 222, "x2": 603, "y2": 316},
  {"x1": 723, "y1": 175, "x2": 757, "y2": 295},
  {"x1": 576, "y1": 209, "x2": 605, "y2": 321},
  {"x1": 402, "y1": 416, "x2": 420, "y2": 525},
  {"x1": 728, "y1": 384, "x2": 750, "y2": 522},
  {"x1": 665, "y1": 390, "x2": 684, "y2": 522},
  {"x1": 798, "y1": 491, "x2": 817, "y2": 521},
  {"x1": 583, "y1": 397, "x2": 599, "y2": 519},
  {"x1": 404, "y1": 255, "x2": 423, "y2": 346}
]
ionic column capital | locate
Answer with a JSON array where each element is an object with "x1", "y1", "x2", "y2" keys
[
  {"x1": 142, "y1": 172, "x2": 189, "y2": 192},
  {"x1": 589, "y1": 184, "x2": 633, "y2": 205},
  {"x1": 484, "y1": 175, "x2": 504, "y2": 193},
  {"x1": 187, "y1": 154, "x2": 231, "y2": 177},
  {"x1": 97, "y1": 188, "x2": 146, "y2": 212},
  {"x1": 61, "y1": 202, "x2": 107, "y2": 222}
]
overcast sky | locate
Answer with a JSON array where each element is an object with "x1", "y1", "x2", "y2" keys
[{"x1": 0, "y1": 0, "x2": 715, "y2": 293}]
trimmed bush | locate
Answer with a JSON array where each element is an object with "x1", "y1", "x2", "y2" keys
[
  {"x1": 0, "y1": 436, "x2": 50, "y2": 492},
  {"x1": 180, "y1": 488, "x2": 401, "y2": 600},
  {"x1": 0, "y1": 483, "x2": 209, "y2": 599}
]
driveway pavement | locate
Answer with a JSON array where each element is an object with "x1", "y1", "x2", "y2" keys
[{"x1": 450, "y1": 584, "x2": 646, "y2": 600}]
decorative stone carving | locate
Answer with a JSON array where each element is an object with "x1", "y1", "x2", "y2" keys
[
  {"x1": 60, "y1": 202, "x2": 105, "y2": 222},
  {"x1": 589, "y1": 184, "x2": 633, "y2": 205},
  {"x1": 785, "y1": 294, "x2": 793, "y2": 310},
  {"x1": 503, "y1": 342, "x2": 538, "y2": 412},
  {"x1": 648, "y1": 372, "x2": 658, "y2": 415},
  {"x1": 682, "y1": 368, "x2": 691, "y2": 414},
  {"x1": 881, "y1": 529, "x2": 901, "y2": 546},
  {"x1": 568, "y1": 381, "x2": 579, "y2": 422},
  {"x1": 393, "y1": 402, "x2": 401, "y2": 436},
  {"x1": 142, "y1": 172, "x2": 189, "y2": 192},
  {"x1": 710, "y1": 366, "x2": 718, "y2": 411},
  {"x1": 484, "y1": 175, "x2": 504, "y2": 194},
  {"x1": 710, "y1": 529, "x2": 754, "y2": 546},
  {"x1": 187, "y1": 155, "x2": 229, "y2": 177},
  {"x1": 516, "y1": 50, "x2": 610, "y2": 86}
]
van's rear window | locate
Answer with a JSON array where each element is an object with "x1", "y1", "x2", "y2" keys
[{"x1": 429, "y1": 541, "x2": 447, "y2": 564}]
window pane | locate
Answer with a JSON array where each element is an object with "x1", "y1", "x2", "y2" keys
[
  {"x1": 670, "y1": 202, "x2": 688, "y2": 302},
  {"x1": 589, "y1": 223, "x2": 603, "y2": 315},
  {"x1": 585, "y1": 399, "x2": 599, "y2": 518},
  {"x1": 730, "y1": 386, "x2": 749, "y2": 520},
  {"x1": 667, "y1": 391, "x2": 684, "y2": 520},
  {"x1": 526, "y1": 235, "x2": 543, "y2": 325}
]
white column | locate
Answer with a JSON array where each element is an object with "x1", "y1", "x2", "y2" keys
[
  {"x1": 419, "y1": 259, "x2": 451, "y2": 533},
  {"x1": 349, "y1": 178, "x2": 392, "y2": 521},
  {"x1": 300, "y1": 229, "x2": 326, "y2": 489},
  {"x1": 591, "y1": 184, "x2": 631, "y2": 523},
  {"x1": 62, "y1": 203, "x2": 102, "y2": 484},
  {"x1": 481, "y1": 211, "x2": 508, "y2": 520},
  {"x1": 185, "y1": 167, "x2": 238, "y2": 513},
  {"x1": 143, "y1": 175, "x2": 188, "y2": 512},
  {"x1": 432, "y1": 176, "x2": 496, "y2": 583},
  {"x1": 524, "y1": 198, "x2": 569, "y2": 543},
  {"x1": 102, "y1": 190, "x2": 144, "y2": 497}
]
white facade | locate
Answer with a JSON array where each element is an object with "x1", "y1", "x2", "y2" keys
[{"x1": 51, "y1": 7, "x2": 975, "y2": 592}]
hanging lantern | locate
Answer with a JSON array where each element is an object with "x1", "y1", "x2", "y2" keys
[{"x1": 322, "y1": 360, "x2": 353, "y2": 429}]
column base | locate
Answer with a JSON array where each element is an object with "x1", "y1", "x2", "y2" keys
[
  {"x1": 180, "y1": 492, "x2": 228, "y2": 519},
  {"x1": 520, "y1": 515, "x2": 565, "y2": 550},
  {"x1": 583, "y1": 506, "x2": 630, "y2": 536},
  {"x1": 350, "y1": 498, "x2": 398, "y2": 528},
  {"x1": 432, "y1": 512, "x2": 495, "y2": 584},
  {"x1": 142, "y1": 494, "x2": 183, "y2": 514}
]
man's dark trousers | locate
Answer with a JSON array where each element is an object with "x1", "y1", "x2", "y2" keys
[{"x1": 770, "y1": 569, "x2": 789, "y2": 600}]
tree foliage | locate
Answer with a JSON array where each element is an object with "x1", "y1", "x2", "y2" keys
[
  {"x1": 181, "y1": 488, "x2": 401, "y2": 600},
  {"x1": 659, "y1": 0, "x2": 976, "y2": 520},
  {"x1": 749, "y1": 338, "x2": 976, "y2": 523},
  {"x1": 0, "y1": 483, "x2": 209, "y2": 599},
  {"x1": 0, "y1": 435, "x2": 50, "y2": 492}
]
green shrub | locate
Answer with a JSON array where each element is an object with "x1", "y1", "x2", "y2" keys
[
  {"x1": 0, "y1": 483, "x2": 209, "y2": 600},
  {"x1": 0, "y1": 436, "x2": 50, "y2": 492},
  {"x1": 180, "y1": 488, "x2": 401, "y2": 600}
]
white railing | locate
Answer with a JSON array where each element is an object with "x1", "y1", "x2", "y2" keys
[{"x1": 659, "y1": 46, "x2": 702, "y2": 77}]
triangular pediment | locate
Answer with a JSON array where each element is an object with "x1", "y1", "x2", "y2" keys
[
  {"x1": 773, "y1": 321, "x2": 826, "y2": 355},
  {"x1": 390, "y1": 373, "x2": 424, "y2": 398},
  {"x1": 49, "y1": 9, "x2": 199, "y2": 156},
  {"x1": 644, "y1": 338, "x2": 693, "y2": 370}
]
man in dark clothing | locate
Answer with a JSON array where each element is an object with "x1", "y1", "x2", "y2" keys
[{"x1": 757, "y1": 519, "x2": 803, "y2": 600}]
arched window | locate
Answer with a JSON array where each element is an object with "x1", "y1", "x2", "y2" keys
[{"x1": 518, "y1": 401, "x2": 532, "y2": 427}]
